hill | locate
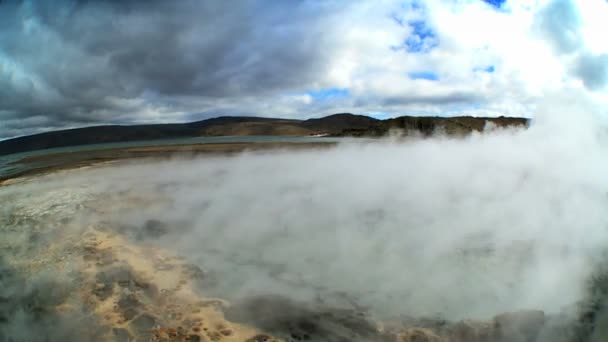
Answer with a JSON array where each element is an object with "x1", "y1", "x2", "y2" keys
[{"x1": 0, "y1": 114, "x2": 529, "y2": 156}]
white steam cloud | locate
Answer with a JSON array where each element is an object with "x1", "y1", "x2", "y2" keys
[{"x1": 1, "y1": 91, "x2": 608, "y2": 340}]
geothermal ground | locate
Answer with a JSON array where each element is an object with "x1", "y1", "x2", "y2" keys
[{"x1": 1, "y1": 132, "x2": 608, "y2": 341}]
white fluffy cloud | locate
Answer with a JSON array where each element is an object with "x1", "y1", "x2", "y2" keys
[{"x1": 315, "y1": 0, "x2": 608, "y2": 117}]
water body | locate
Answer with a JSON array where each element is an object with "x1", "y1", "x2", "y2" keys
[{"x1": 0, "y1": 136, "x2": 360, "y2": 179}]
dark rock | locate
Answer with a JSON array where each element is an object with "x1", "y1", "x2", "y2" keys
[
  {"x1": 123, "y1": 307, "x2": 139, "y2": 321},
  {"x1": 117, "y1": 293, "x2": 141, "y2": 310},
  {"x1": 20, "y1": 279, "x2": 70, "y2": 312},
  {"x1": 449, "y1": 320, "x2": 496, "y2": 342},
  {"x1": 92, "y1": 282, "x2": 113, "y2": 300},
  {"x1": 97, "y1": 267, "x2": 142, "y2": 301},
  {"x1": 535, "y1": 312, "x2": 580, "y2": 342},
  {"x1": 135, "y1": 279, "x2": 159, "y2": 299},
  {"x1": 97, "y1": 265, "x2": 156, "y2": 297},
  {"x1": 188, "y1": 335, "x2": 202, "y2": 342},
  {"x1": 494, "y1": 310, "x2": 545, "y2": 342},
  {"x1": 82, "y1": 245, "x2": 98, "y2": 262},
  {"x1": 246, "y1": 334, "x2": 274, "y2": 342},
  {"x1": 96, "y1": 250, "x2": 115, "y2": 266},
  {"x1": 117, "y1": 293, "x2": 143, "y2": 321},
  {"x1": 177, "y1": 325, "x2": 189, "y2": 335},
  {"x1": 130, "y1": 313, "x2": 158, "y2": 334},
  {"x1": 182, "y1": 263, "x2": 215, "y2": 287},
  {"x1": 138, "y1": 219, "x2": 168, "y2": 239},
  {"x1": 113, "y1": 267, "x2": 135, "y2": 288},
  {"x1": 183, "y1": 264, "x2": 206, "y2": 280},
  {"x1": 225, "y1": 295, "x2": 379, "y2": 342},
  {"x1": 83, "y1": 245, "x2": 115, "y2": 266},
  {"x1": 28, "y1": 231, "x2": 41, "y2": 244},
  {"x1": 112, "y1": 327, "x2": 133, "y2": 342}
]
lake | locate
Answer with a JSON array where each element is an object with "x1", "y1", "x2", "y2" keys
[{"x1": 0, "y1": 136, "x2": 362, "y2": 180}]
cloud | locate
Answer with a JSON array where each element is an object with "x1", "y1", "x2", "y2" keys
[
  {"x1": 536, "y1": 0, "x2": 608, "y2": 91},
  {"x1": 0, "y1": 1, "x2": 344, "y2": 135},
  {"x1": 399, "y1": 20, "x2": 439, "y2": 53},
  {"x1": 0, "y1": 0, "x2": 607, "y2": 139},
  {"x1": 574, "y1": 53, "x2": 608, "y2": 90},
  {"x1": 537, "y1": 0, "x2": 581, "y2": 54}
]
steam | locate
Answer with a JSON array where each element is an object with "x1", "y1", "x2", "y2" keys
[{"x1": 1, "y1": 91, "x2": 608, "y2": 339}]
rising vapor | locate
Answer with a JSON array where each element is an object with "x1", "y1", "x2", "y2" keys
[{"x1": 1, "y1": 92, "x2": 607, "y2": 341}]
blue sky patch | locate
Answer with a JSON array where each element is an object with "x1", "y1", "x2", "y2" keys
[
  {"x1": 408, "y1": 71, "x2": 439, "y2": 81},
  {"x1": 306, "y1": 88, "x2": 350, "y2": 100},
  {"x1": 405, "y1": 20, "x2": 438, "y2": 53},
  {"x1": 390, "y1": 0, "x2": 423, "y2": 27},
  {"x1": 482, "y1": 0, "x2": 506, "y2": 9},
  {"x1": 474, "y1": 65, "x2": 495, "y2": 73},
  {"x1": 365, "y1": 112, "x2": 392, "y2": 119},
  {"x1": 389, "y1": 1, "x2": 438, "y2": 54}
]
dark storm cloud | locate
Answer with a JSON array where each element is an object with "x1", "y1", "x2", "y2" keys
[
  {"x1": 0, "y1": 0, "x2": 339, "y2": 138},
  {"x1": 377, "y1": 91, "x2": 482, "y2": 107},
  {"x1": 35, "y1": 0, "x2": 334, "y2": 97}
]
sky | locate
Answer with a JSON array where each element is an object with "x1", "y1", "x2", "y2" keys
[{"x1": 0, "y1": 0, "x2": 608, "y2": 139}]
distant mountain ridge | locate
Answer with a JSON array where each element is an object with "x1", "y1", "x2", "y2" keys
[{"x1": 0, "y1": 113, "x2": 529, "y2": 156}]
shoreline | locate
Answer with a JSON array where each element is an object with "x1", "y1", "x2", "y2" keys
[{"x1": 0, "y1": 141, "x2": 337, "y2": 186}]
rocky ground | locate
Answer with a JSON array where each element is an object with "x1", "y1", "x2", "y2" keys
[
  {"x1": 0, "y1": 161, "x2": 604, "y2": 341},
  {"x1": 0, "y1": 215, "x2": 561, "y2": 341}
]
